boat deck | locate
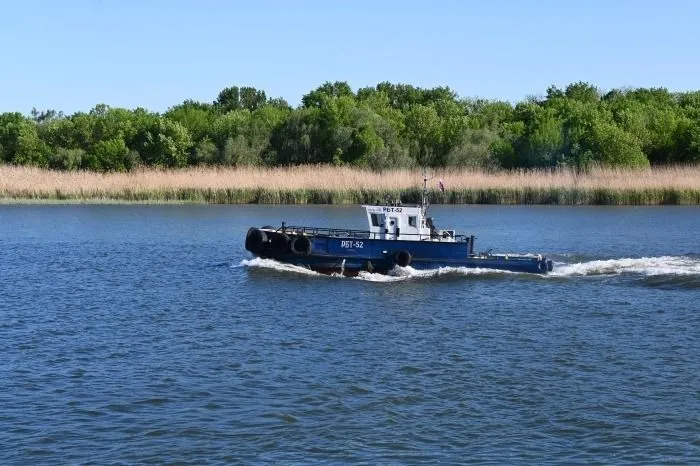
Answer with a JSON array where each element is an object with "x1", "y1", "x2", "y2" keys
[{"x1": 271, "y1": 224, "x2": 470, "y2": 243}]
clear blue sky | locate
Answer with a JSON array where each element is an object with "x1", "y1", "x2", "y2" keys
[{"x1": 2, "y1": 0, "x2": 699, "y2": 114}]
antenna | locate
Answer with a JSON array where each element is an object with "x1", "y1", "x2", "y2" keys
[{"x1": 421, "y1": 168, "x2": 433, "y2": 215}]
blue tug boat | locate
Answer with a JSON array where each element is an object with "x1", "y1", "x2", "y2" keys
[{"x1": 245, "y1": 175, "x2": 553, "y2": 276}]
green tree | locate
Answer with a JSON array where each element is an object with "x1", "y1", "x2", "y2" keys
[
  {"x1": 576, "y1": 120, "x2": 648, "y2": 167},
  {"x1": 221, "y1": 134, "x2": 261, "y2": 166},
  {"x1": 165, "y1": 100, "x2": 215, "y2": 142},
  {"x1": 673, "y1": 118, "x2": 700, "y2": 162},
  {"x1": 48, "y1": 148, "x2": 85, "y2": 170},
  {"x1": 3, "y1": 80, "x2": 699, "y2": 172},
  {"x1": 403, "y1": 104, "x2": 442, "y2": 166},
  {"x1": 564, "y1": 81, "x2": 600, "y2": 104},
  {"x1": 302, "y1": 81, "x2": 354, "y2": 108},
  {"x1": 215, "y1": 86, "x2": 240, "y2": 113},
  {"x1": 509, "y1": 103, "x2": 565, "y2": 167},
  {"x1": 239, "y1": 87, "x2": 267, "y2": 111},
  {"x1": 269, "y1": 108, "x2": 322, "y2": 165},
  {"x1": 464, "y1": 99, "x2": 514, "y2": 129},
  {"x1": 210, "y1": 110, "x2": 251, "y2": 150},
  {"x1": 191, "y1": 137, "x2": 218, "y2": 165},
  {"x1": 92, "y1": 138, "x2": 132, "y2": 171},
  {"x1": 0, "y1": 113, "x2": 49, "y2": 165},
  {"x1": 445, "y1": 127, "x2": 499, "y2": 168},
  {"x1": 39, "y1": 117, "x2": 76, "y2": 151},
  {"x1": 215, "y1": 87, "x2": 276, "y2": 113},
  {"x1": 249, "y1": 104, "x2": 290, "y2": 164},
  {"x1": 375, "y1": 82, "x2": 425, "y2": 109},
  {"x1": 137, "y1": 119, "x2": 192, "y2": 167}
]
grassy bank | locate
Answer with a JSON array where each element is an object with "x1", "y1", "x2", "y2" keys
[{"x1": 1, "y1": 165, "x2": 699, "y2": 205}]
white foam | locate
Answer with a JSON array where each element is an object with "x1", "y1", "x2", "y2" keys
[
  {"x1": 240, "y1": 258, "x2": 516, "y2": 282},
  {"x1": 239, "y1": 257, "x2": 326, "y2": 277},
  {"x1": 240, "y1": 256, "x2": 700, "y2": 282},
  {"x1": 550, "y1": 256, "x2": 700, "y2": 277},
  {"x1": 356, "y1": 265, "x2": 517, "y2": 282}
]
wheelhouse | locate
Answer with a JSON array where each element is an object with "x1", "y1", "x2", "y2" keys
[{"x1": 362, "y1": 204, "x2": 456, "y2": 242}]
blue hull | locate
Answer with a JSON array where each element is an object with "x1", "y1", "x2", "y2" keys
[
  {"x1": 246, "y1": 229, "x2": 552, "y2": 275},
  {"x1": 260, "y1": 255, "x2": 547, "y2": 275}
]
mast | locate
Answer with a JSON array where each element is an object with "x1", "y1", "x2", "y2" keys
[{"x1": 421, "y1": 169, "x2": 429, "y2": 216}]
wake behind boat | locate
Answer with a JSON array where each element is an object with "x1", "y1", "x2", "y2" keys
[{"x1": 244, "y1": 175, "x2": 553, "y2": 276}]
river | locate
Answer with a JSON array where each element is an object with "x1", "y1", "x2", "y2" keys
[{"x1": 1, "y1": 204, "x2": 698, "y2": 464}]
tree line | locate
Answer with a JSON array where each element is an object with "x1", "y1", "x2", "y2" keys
[{"x1": 1, "y1": 81, "x2": 699, "y2": 172}]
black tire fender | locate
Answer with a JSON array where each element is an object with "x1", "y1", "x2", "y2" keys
[
  {"x1": 245, "y1": 228, "x2": 267, "y2": 254},
  {"x1": 290, "y1": 235, "x2": 312, "y2": 256},
  {"x1": 394, "y1": 250, "x2": 412, "y2": 267}
]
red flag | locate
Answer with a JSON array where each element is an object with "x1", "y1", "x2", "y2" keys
[{"x1": 438, "y1": 179, "x2": 445, "y2": 193}]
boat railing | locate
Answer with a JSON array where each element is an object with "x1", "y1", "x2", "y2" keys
[{"x1": 275, "y1": 224, "x2": 469, "y2": 242}]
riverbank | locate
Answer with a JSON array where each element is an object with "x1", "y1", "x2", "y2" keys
[{"x1": 1, "y1": 165, "x2": 699, "y2": 205}]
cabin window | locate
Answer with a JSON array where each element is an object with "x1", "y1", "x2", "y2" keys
[
  {"x1": 370, "y1": 213, "x2": 382, "y2": 227},
  {"x1": 408, "y1": 216, "x2": 417, "y2": 227}
]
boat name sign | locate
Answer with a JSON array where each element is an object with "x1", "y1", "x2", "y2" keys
[
  {"x1": 366, "y1": 206, "x2": 403, "y2": 213},
  {"x1": 341, "y1": 241, "x2": 364, "y2": 249}
]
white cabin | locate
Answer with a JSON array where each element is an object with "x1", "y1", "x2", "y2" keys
[{"x1": 362, "y1": 203, "x2": 456, "y2": 242}]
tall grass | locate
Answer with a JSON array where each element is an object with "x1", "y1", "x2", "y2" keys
[{"x1": 1, "y1": 164, "x2": 699, "y2": 204}]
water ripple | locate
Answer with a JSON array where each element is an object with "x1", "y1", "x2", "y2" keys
[{"x1": 1, "y1": 205, "x2": 699, "y2": 464}]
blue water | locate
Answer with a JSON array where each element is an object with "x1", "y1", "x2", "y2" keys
[{"x1": 1, "y1": 205, "x2": 699, "y2": 464}]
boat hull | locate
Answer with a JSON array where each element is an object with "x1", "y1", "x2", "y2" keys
[{"x1": 245, "y1": 228, "x2": 553, "y2": 275}]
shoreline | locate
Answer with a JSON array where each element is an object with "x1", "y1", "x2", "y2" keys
[
  {"x1": 1, "y1": 165, "x2": 699, "y2": 205},
  {"x1": 1, "y1": 187, "x2": 698, "y2": 205}
]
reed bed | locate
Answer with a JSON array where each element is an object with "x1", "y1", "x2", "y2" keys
[{"x1": 1, "y1": 164, "x2": 699, "y2": 205}]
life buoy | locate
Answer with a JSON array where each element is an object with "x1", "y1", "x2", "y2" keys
[
  {"x1": 394, "y1": 250, "x2": 412, "y2": 267},
  {"x1": 537, "y1": 260, "x2": 547, "y2": 273},
  {"x1": 290, "y1": 235, "x2": 312, "y2": 256},
  {"x1": 245, "y1": 228, "x2": 267, "y2": 254}
]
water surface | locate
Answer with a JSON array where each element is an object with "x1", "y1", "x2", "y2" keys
[{"x1": 1, "y1": 205, "x2": 699, "y2": 464}]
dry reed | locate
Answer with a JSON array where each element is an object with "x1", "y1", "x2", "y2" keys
[{"x1": 1, "y1": 164, "x2": 699, "y2": 204}]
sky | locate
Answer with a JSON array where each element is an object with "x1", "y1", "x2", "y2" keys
[{"x1": 2, "y1": 0, "x2": 699, "y2": 114}]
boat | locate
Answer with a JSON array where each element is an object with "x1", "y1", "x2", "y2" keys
[{"x1": 244, "y1": 174, "x2": 553, "y2": 276}]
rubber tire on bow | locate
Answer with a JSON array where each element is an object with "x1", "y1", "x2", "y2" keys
[
  {"x1": 290, "y1": 235, "x2": 312, "y2": 256},
  {"x1": 394, "y1": 250, "x2": 412, "y2": 267},
  {"x1": 245, "y1": 228, "x2": 267, "y2": 255}
]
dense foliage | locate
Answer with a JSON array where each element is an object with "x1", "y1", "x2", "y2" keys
[{"x1": 1, "y1": 81, "x2": 699, "y2": 171}]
